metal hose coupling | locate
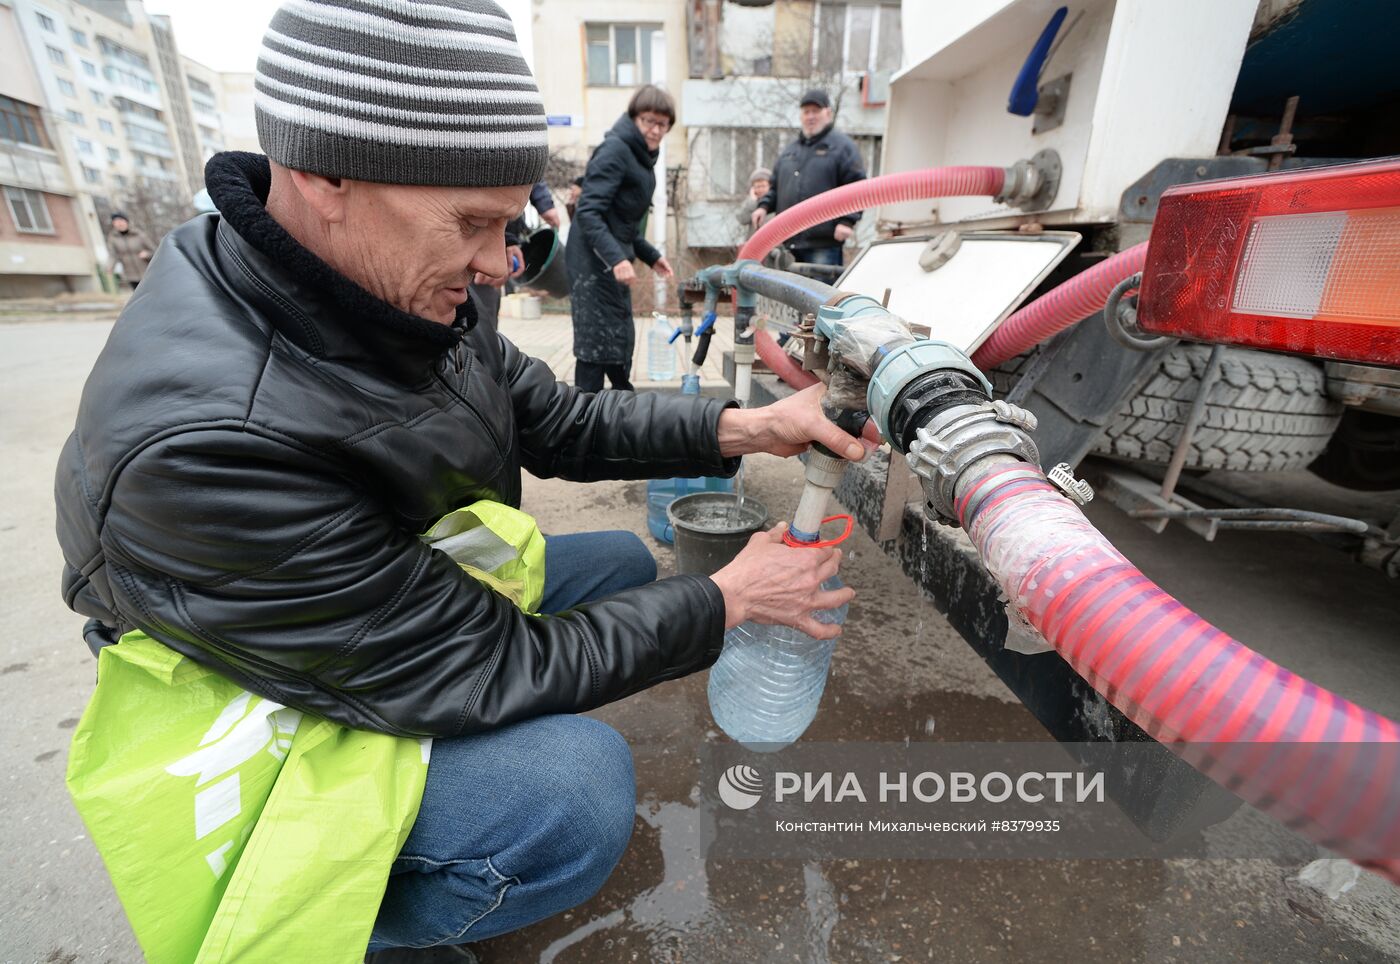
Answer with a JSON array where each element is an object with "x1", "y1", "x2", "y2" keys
[{"x1": 908, "y1": 400, "x2": 1041, "y2": 525}]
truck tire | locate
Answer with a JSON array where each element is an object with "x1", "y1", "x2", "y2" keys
[{"x1": 990, "y1": 344, "x2": 1344, "y2": 472}]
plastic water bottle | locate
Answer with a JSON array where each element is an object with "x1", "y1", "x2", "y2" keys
[
  {"x1": 707, "y1": 577, "x2": 849, "y2": 749},
  {"x1": 646, "y1": 312, "x2": 677, "y2": 382}
]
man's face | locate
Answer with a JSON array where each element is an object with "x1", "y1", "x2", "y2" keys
[
  {"x1": 800, "y1": 104, "x2": 831, "y2": 137},
  {"x1": 750, "y1": 178, "x2": 770, "y2": 199},
  {"x1": 112, "y1": 217, "x2": 129, "y2": 232},
  {"x1": 337, "y1": 180, "x2": 530, "y2": 324}
]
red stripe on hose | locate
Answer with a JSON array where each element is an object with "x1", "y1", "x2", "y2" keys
[
  {"x1": 1198, "y1": 658, "x2": 1283, "y2": 743},
  {"x1": 1142, "y1": 626, "x2": 1237, "y2": 742},
  {"x1": 1040, "y1": 567, "x2": 1140, "y2": 651},
  {"x1": 1249, "y1": 671, "x2": 1309, "y2": 743},
  {"x1": 1060, "y1": 578, "x2": 1162, "y2": 683},
  {"x1": 1158, "y1": 645, "x2": 1258, "y2": 742},
  {"x1": 1075, "y1": 591, "x2": 1176, "y2": 694},
  {"x1": 1112, "y1": 607, "x2": 1213, "y2": 727}
]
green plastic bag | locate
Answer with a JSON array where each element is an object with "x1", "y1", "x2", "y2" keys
[
  {"x1": 67, "y1": 633, "x2": 429, "y2": 963},
  {"x1": 67, "y1": 499, "x2": 547, "y2": 961}
]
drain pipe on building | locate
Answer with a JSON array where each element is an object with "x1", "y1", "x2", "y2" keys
[{"x1": 707, "y1": 261, "x2": 1400, "y2": 883}]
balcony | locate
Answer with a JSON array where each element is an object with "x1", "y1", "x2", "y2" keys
[
  {"x1": 0, "y1": 141, "x2": 76, "y2": 196},
  {"x1": 126, "y1": 135, "x2": 175, "y2": 159}
]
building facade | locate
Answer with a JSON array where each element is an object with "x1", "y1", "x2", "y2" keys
[
  {"x1": 6, "y1": 0, "x2": 236, "y2": 280},
  {"x1": 681, "y1": 0, "x2": 901, "y2": 252},
  {"x1": 0, "y1": 0, "x2": 98, "y2": 295},
  {"x1": 528, "y1": 0, "x2": 899, "y2": 264}
]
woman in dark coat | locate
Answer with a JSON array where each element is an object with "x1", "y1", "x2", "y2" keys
[{"x1": 566, "y1": 85, "x2": 675, "y2": 391}]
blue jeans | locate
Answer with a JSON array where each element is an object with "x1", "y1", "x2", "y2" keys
[
  {"x1": 367, "y1": 531, "x2": 658, "y2": 951},
  {"x1": 788, "y1": 244, "x2": 844, "y2": 267}
]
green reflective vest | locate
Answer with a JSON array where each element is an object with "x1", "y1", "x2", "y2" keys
[{"x1": 66, "y1": 501, "x2": 545, "y2": 963}]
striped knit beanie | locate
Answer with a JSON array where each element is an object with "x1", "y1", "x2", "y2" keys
[{"x1": 254, "y1": 0, "x2": 547, "y2": 187}]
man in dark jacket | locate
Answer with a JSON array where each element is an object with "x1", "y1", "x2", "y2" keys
[
  {"x1": 752, "y1": 88, "x2": 867, "y2": 267},
  {"x1": 54, "y1": 0, "x2": 861, "y2": 953}
]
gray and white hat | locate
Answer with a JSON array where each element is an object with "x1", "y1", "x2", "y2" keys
[{"x1": 254, "y1": 0, "x2": 548, "y2": 187}]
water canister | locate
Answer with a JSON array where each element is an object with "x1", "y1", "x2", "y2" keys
[
  {"x1": 644, "y1": 370, "x2": 733, "y2": 542},
  {"x1": 646, "y1": 312, "x2": 678, "y2": 382},
  {"x1": 707, "y1": 576, "x2": 848, "y2": 750}
]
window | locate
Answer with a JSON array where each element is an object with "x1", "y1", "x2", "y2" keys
[
  {"x1": 98, "y1": 118, "x2": 115, "y2": 134},
  {"x1": 4, "y1": 187, "x2": 55, "y2": 234},
  {"x1": 704, "y1": 128, "x2": 785, "y2": 198},
  {"x1": 72, "y1": 28, "x2": 89, "y2": 48},
  {"x1": 113, "y1": 174, "x2": 126, "y2": 188},
  {"x1": 82, "y1": 59, "x2": 97, "y2": 77},
  {"x1": 90, "y1": 89, "x2": 105, "y2": 106},
  {"x1": 187, "y1": 77, "x2": 215, "y2": 99},
  {"x1": 57, "y1": 78, "x2": 77, "y2": 98},
  {"x1": 65, "y1": 109, "x2": 85, "y2": 126},
  {"x1": 37, "y1": 12, "x2": 56, "y2": 32},
  {"x1": 125, "y1": 124, "x2": 172, "y2": 151},
  {"x1": 104, "y1": 65, "x2": 158, "y2": 96},
  {"x1": 47, "y1": 45, "x2": 67, "y2": 67},
  {"x1": 0, "y1": 96, "x2": 50, "y2": 148},
  {"x1": 98, "y1": 36, "x2": 151, "y2": 70},
  {"x1": 585, "y1": 23, "x2": 662, "y2": 86},
  {"x1": 76, "y1": 137, "x2": 94, "y2": 154},
  {"x1": 82, "y1": 165, "x2": 102, "y2": 184},
  {"x1": 814, "y1": 2, "x2": 901, "y2": 77},
  {"x1": 107, "y1": 146, "x2": 120, "y2": 162}
]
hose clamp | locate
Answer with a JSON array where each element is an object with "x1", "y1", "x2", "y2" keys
[
  {"x1": 1047, "y1": 462, "x2": 1094, "y2": 505},
  {"x1": 906, "y1": 401, "x2": 1041, "y2": 525}
]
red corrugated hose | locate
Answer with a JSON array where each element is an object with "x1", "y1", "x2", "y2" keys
[{"x1": 958, "y1": 463, "x2": 1400, "y2": 883}]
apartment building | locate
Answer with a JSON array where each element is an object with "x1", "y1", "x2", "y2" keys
[
  {"x1": 0, "y1": 0, "x2": 97, "y2": 295},
  {"x1": 8, "y1": 0, "x2": 233, "y2": 271},
  {"x1": 529, "y1": 0, "x2": 899, "y2": 262},
  {"x1": 531, "y1": 0, "x2": 691, "y2": 169},
  {"x1": 682, "y1": 0, "x2": 900, "y2": 251}
]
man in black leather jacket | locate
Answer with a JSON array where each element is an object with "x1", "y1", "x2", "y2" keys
[{"x1": 54, "y1": 0, "x2": 863, "y2": 951}]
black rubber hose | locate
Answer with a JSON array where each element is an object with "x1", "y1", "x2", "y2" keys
[{"x1": 734, "y1": 262, "x2": 838, "y2": 318}]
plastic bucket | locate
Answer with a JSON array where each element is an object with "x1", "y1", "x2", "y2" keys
[
  {"x1": 667, "y1": 492, "x2": 769, "y2": 576},
  {"x1": 517, "y1": 227, "x2": 569, "y2": 298}
]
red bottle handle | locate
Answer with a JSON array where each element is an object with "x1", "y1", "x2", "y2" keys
[{"x1": 782, "y1": 514, "x2": 855, "y2": 549}]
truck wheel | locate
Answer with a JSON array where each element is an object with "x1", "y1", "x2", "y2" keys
[{"x1": 989, "y1": 344, "x2": 1344, "y2": 472}]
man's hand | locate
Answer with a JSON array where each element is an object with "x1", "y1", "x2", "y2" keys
[
  {"x1": 833, "y1": 224, "x2": 854, "y2": 243},
  {"x1": 507, "y1": 244, "x2": 526, "y2": 278},
  {"x1": 711, "y1": 525, "x2": 853, "y2": 636},
  {"x1": 750, "y1": 207, "x2": 768, "y2": 229},
  {"x1": 716, "y1": 383, "x2": 865, "y2": 461},
  {"x1": 541, "y1": 208, "x2": 561, "y2": 229},
  {"x1": 613, "y1": 260, "x2": 637, "y2": 286},
  {"x1": 653, "y1": 256, "x2": 674, "y2": 279}
]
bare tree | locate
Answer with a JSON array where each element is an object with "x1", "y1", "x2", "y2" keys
[{"x1": 108, "y1": 176, "x2": 195, "y2": 246}]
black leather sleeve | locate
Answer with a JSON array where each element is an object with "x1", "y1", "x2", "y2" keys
[
  {"x1": 500, "y1": 333, "x2": 740, "y2": 482},
  {"x1": 102, "y1": 426, "x2": 728, "y2": 738}
]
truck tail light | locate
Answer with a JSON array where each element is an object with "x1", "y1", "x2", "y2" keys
[{"x1": 1136, "y1": 158, "x2": 1400, "y2": 367}]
